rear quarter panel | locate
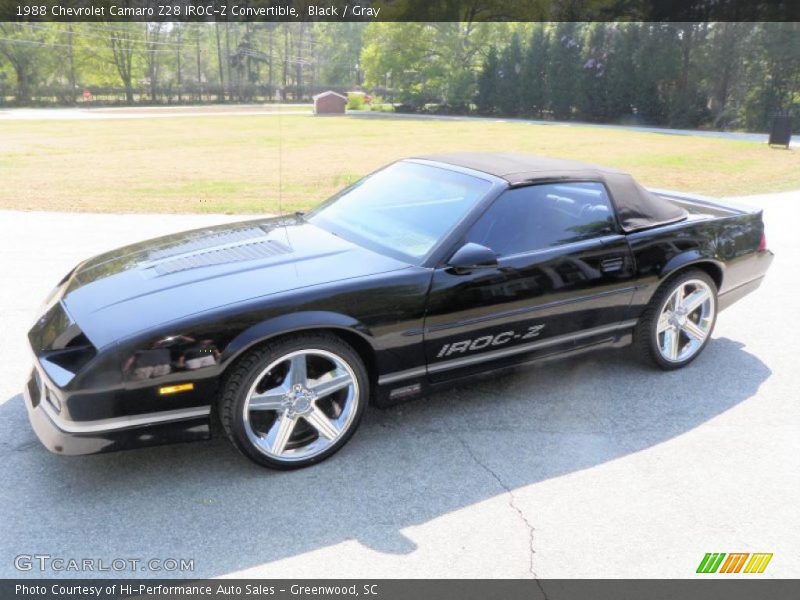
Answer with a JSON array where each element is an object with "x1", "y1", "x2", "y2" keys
[{"x1": 626, "y1": 207, "x2": 767, "y2": 319}]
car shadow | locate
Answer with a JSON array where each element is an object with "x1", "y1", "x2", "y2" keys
[{"x1": 0, "y1": 337, "x2": 770, "y2": 577}]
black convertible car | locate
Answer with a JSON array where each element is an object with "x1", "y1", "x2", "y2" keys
[{"x1": 25, "y1": 154, "x2": 773, "y2": 468}]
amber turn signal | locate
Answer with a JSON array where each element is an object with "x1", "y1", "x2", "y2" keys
[{"x1": 158, "y1": 383, "x2": 195, "y2": 395}]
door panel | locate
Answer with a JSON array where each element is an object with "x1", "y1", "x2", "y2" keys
[
  {"x1": 424, "y1": 238, "x2": 636, "y2": 381},
  {"x1": 422, "y1": 181, "x2": 639, "y2": 381}
]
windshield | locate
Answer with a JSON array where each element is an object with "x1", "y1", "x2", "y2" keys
[{"x1": 308, "y1": 161, "x2": 492, "y2": 264}]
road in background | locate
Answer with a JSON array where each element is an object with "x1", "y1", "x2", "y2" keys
[
  {"x1": 1, "y1": 104, "x2": 795, "y2": 147},
  {"x1": 351, "y1": 110, "x2": 799, "y2": 147},
  {"x1": 0, "y1": 193, "x2": 797, "y2": 578},
  {"x1": 0, "y1": 105, "x2": 312, "y2": 121}
]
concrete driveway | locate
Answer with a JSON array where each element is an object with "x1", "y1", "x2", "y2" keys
[{"x1": 0, "y1": 197, "x2": 797, "y2": 578}]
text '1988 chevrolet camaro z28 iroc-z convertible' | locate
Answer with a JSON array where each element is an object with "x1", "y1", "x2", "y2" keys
[{"x1": 25, "y1": 154, "x2": 773, "y2": 469}]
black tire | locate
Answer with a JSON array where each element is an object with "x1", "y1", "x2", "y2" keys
[
  {"x1": 219, "y1": 333, "x2": 368, "y2": 469},
  {"x1": 634, "y1": 269, "x2": 718, "y2": 371}
]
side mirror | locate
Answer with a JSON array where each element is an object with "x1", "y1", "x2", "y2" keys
[{"x1": 446, "y1": 243, "x2": 498, "y2": 274}]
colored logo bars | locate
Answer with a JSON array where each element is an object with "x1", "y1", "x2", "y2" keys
[{"x1": 697, "y1": 553, "x2": 773, "y2": 574}]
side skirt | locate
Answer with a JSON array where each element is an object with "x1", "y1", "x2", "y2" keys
[{"x1": 373, "y1": 328, "x2": 634, "y2": 408}]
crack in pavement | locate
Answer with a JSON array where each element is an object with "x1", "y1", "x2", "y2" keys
[{"x1": 454, "y1": 434, "x2": 546, "y2": 594}]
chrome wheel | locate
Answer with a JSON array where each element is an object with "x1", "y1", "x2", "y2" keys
[
  {"x1": 656, "y1": 278, "x2": 715, "y2": 363},
  {"x1": 242, "y1": 349, "x2": 359, "y2": 462}
]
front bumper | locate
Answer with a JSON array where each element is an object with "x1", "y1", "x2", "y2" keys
[{"x1": 24, "y1": 368, "x2": 212, "y2": 455}]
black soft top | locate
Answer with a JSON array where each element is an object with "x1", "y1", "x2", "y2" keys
[{"x1": 414, "y1": 152, "x2": 687, "y2": 232}]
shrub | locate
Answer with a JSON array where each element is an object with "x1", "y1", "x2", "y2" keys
[
  {"x1": 346, "y1": 93, "x2": 365, "y2": 110},
  {"x1": 369, "y1": 95, "x2": 394, "y2": 112}
]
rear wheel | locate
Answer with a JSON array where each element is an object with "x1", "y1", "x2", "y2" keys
[
  {"x1": 635, "y1": 270, "x2": 718, "y2": 370},
  {"x1": 220, "y1": 334, "x2": 368, "y2": 469}
]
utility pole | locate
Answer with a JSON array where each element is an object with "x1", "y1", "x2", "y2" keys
[
  {"x1": 224, "y1": 23, "x2": 231, "y2": 102},
  {"x1": 176, "y1": 26, "x2": 183, "y2": 103},
  {"x1": 268, "y1": 24, "x2": 274, "y2": 101},
  {"x1": 196, "y1": 33, "x2": 202, "y2": 102},
  {"x1": 215, "y1": 22, "x2": 225, "y2": 101},
  {"x1": 67, "y1": 23, "x2": 77, "y2": 104},
  {"x1": 283, "y1": 24, "x2": 289, "y2": 99},
  {"x1": 296, "y1": 23, "x2": 303, "y2": 101}
]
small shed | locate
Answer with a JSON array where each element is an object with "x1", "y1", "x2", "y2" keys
[{"x1": 313, "y1": 91, "x2": 347, "y2": 115}]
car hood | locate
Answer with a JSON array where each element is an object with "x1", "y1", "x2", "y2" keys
[{"x1": 60, "y1": 216, "x2": 409, "y2": 349}]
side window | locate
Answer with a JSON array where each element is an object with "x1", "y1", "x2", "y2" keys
[{"x1": 465, "y1": 182, "x2": 616, "y2": 256}]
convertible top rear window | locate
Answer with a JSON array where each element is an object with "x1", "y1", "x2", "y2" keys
[{"x1": 308, "y1": 162, "x2": 491, "y2": 264}]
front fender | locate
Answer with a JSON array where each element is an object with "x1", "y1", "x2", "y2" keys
[{"x1": 220, "y1": 311, "x2": 376, "y2": 366}]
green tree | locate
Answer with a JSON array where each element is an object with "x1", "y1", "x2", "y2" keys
[
  {"x1": 704, "y1": 23, "x2": 754, "y2": 128},
  {"x1": 604, "y1": 24, "x2": 639, "y2": 121},
  {"x1": 361, "y1": 23, "x2": 432, "y2": 108},
  {"x1": 667, "y1": 24, "x2": 710, "y2": 128},
  {"x1": 476, "y1": 45, "x2": 500, "y2": 114},
  {"x1": 0, "y1": 23, "x2": 51, "y2": 103},
  {"x1": 0, "y1": 21, "x2": 796, "y2": 134},
  {"x1": 106, "y1": 23, "x2": 141, "y2": 103},
  {"x1": 361, "y1": 22, "x2": 503, "y2": 110},
  {"x1": 521, "y1": 24, "x2": 549, "y2": 117},
  {"x1": 497, "y1": 32, "x2": 524, "y2": 115},
  {"x1": 316, "y1": 23, "x2": 365, "y2": 88},
  {"x1": 740, "y1": 23, "x2": 800, "y2": 131},
  {"x1": 547, "y1": 22, "x2": 582, "y2": 120},
  {"x1": 577, "y1": 23, "x2": 612, "y2": 122},
  {"x1": 631, "y1": 24, "x2": 679, "y2": 125},
  {"x1": 143, "y1": 23, "x2": 165, "y2": 103}
]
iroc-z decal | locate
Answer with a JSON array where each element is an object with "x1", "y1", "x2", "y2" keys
[{"x1": 436, "y1": 325, "x2": 546, "y2": 358}]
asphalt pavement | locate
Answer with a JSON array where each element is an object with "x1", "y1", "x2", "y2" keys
[{"x1": 0, "y1": 194, "x2": 797, "y2": 578}]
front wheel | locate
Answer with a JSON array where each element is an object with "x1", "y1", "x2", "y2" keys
[
  {"x1": 219, "y1": 334, "x2": 368, "y2": 469},
  {"x1": 635, "y1": 270, "x2": 718, "y2": 370}
]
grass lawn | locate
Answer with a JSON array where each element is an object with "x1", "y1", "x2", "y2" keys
[{"x1": 1, "y1": 114, "x2": 797, "y2": 214}]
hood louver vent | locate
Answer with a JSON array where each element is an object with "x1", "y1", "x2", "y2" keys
[
  {"x1": 148, "y1": 238, "x2": 292, "y2": 276},
  {"x1": 147, "y1": 226, "x2": 272, "y2": 261}
]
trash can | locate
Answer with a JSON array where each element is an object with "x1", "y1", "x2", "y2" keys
[{"x1": 768, "y1": 114, "x2": 792, "y2": 148}]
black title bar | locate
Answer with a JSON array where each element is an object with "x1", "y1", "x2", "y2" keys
[
  {"x1": 2, "y1": 0, "x2": 799, "y2": 23},
  {"x1": 4, "y1": 580, "x2": 800, "y2": 600}
]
